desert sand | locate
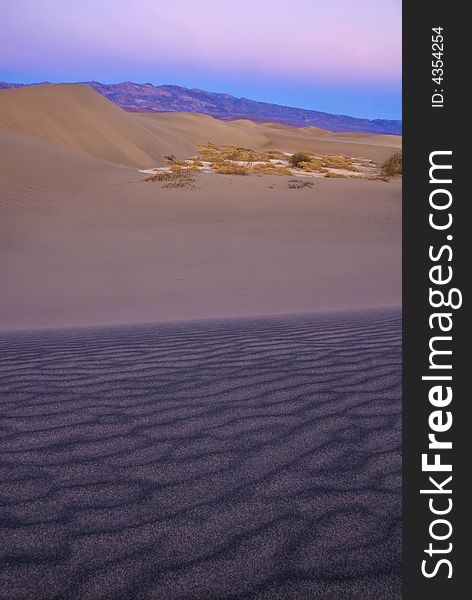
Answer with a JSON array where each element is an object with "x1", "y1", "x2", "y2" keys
[
  {"x1": 0, "y1": 86, "x2": 401, "y2": 331},
  {"x1": 0, "y1": 84, "x2": 401, "y2": 599},
  {"x1": 0, "y1": 127, "x2": 400, "y2": 331}
]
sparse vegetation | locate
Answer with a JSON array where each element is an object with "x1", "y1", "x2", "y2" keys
[
  {"x1": 144, "y1": 170, "x2": 196, "y2": 188},
  {"x1": 381, "y1": 151, "x2": 402, "y2": 177},
  {"x1": 289, "y1": 151, "x2": 314, "y2": 168},
  {"x1": 297, "y1": 159, "x2": 326, "y2": 173},
  {"x1": 213, "y1": 162, "x2": 251, "y2": 175},
  {"x1": 288, "y1": 179, "x2": 314, "y2": 189},
  {"x1": 288, "y1": 152, "x2": 357, "y2": 173},
  {"x1": 197, "y1": 142, "x2": 261, "y2": 163},
  {"x1": 252, "y1": 163, "x2": 292, "y2": 175},
  {"x1": 197, "y1": 142, "x2": 221, "y2": 161},
  {"x1": 149, "y1": 143, "x2": 379, "y2": 182},
  {"x1": 321, "y1": 155, "x2": 357, "y2": 171},
  {"x1": 324, "y1": 171, "x2": 349, "y2": 178},
  {"x1": 261, "y1": 150, "x2": 287, "y2": 161}
]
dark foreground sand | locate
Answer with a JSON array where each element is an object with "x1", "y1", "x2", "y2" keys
[{"x1": 0, "y1": 308, "x2": 401, "y2": 600}]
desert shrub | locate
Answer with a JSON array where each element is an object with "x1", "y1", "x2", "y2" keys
[
  {"x1": 288, "y1": 179, "x2": 314, "y2": 189},
  {"x1": 321, "y1": 155, "x2": 358, "y2": 171},
  {"x1": 220, "y1": 145, "x2": 260, "y2": 161},
  {"x1": 381, "y1": 151, "x2": 402, "y2": 176},
  {"x1": 213, "y1": 162, "x2": 250, "y2": 175},
  {"x1": 197, "y1": 142, "x2": 222, "y2": 161},
  {"x1": 252, "y1": 163, "x2": 292, "y2": 175},
  {"x1": 261, "y1": 149, "x2": 287, "y2": 161},
  {"x1": 297, "y1": 159, "x2": 326, "y2": 172},
  {"x1": 164, "y1": 154, "x2": 177, "y2": 164},
  {"x1": 144, "y1": 170, "x2": 196, "y2": 188},
  {"x1": 289, "y1": 151, "x2": 315, "y2": 167}
]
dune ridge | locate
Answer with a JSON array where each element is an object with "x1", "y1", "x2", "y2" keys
[{"x1": 0, "y1": 308, "x2": 401, "y2": 599}]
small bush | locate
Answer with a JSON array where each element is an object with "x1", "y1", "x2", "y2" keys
[
  {"x1": 197, "y1": 142, "x2": 221, "y2": 161},
  {"x1": 164, "y1": 154, "x2": 177, "y2": 164},
  {"x1": 213, "y1": 163, "x2": 250, "y2": 175},
  {"x1": 144, "y1": 170, "x2": 196, "y2": 188},
  {"x1": 297, "y1": 159, "x2": 326, "y2": 173},
  {"x1": 289, "y1": 151, "x2": 314, "y2": 167},
  {"x1": 321, "y1": 155, "x2": 358, "y2": 171},
  {"x1": 381, "y1": 151, "x2": 402, "y2": 176},
  {"x1": 252, "y1": 163, "x2": 292, "y2": 175},
  {"x1": 220, "y1": 146, "x2": 259, "y2": 161},
  {"x1": 261, "y1": 150, "x2": 287, "y2": 161}
]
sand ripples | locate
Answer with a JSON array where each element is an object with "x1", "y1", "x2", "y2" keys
[{"x1": 0, "y1": 309, "x2": 401, "y2": 599}]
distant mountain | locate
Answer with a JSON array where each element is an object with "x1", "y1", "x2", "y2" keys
[{"x1": 0, "y1": 81, "x2": 402, "y2": 135}]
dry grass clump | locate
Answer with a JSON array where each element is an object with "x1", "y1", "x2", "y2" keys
[
  {"x1": 289, "y1": 151, "x2": 314, "y2": 168},
  {"x1": 213, "y1": 162, "x2": 250, "y2": 175},
  {"x1": 381, "y1": 151, "x2": 402, "y2": 176},
  {"x1": 220, "y1": 146, "x2": 259, "y2": 161},
  {"x1": 288, "y1": 179, "x2": 315, "y2": 189},
  {"x1": 321, "y1": 155, "x2": 358, "y2": 171},
  {"x1": 289, "y1": 151, "x2": 358, "y2": 173},
  {"x1": 144, "y1": 170, "x2": 196, "y2": 188},
  {"x1": 197, "y1": 142, "x2": 221, "y2": 161},
  {"x1": 324, "y1": 171, "x2": 349, "y2": 178},
  {"x1": 297, "y1": 159, "x2": 327, "y2": 173},
  {"x1": 261, "y1": 149, "x2": 287, "y2": 161},
  {"x1": 252, "y1": 163, "x2": 292, "y2": 175},
  {"x1": 197, "y1": 142, "x2": 260, "y2": 163}
]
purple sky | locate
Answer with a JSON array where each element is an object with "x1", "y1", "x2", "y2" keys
[{"x1": 0, "y1": 0, "x2": 401, "y2": 119}]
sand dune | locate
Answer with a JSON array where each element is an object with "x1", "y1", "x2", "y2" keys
[
  {"x1": 0, "y1": 84, "x2": 168, "y2": 168},
  {"x1": 0, "y1": 85, "x2": 401, "y2": 168},
  {"x1": 134, "y1": 112, "x2": 270, "y2": 160},
  {"x1": 0, "y1": 85, "x2": 401, "y2": 331},
  {"x1": 0, "y1": 308, "x2": 401, "y2": 599},
  {"x1": 142, "y1": 113, "x2": 401, "y2": 162},
  {"x1": 0, "y1": 130, "x2": 401, "y2": 331}
]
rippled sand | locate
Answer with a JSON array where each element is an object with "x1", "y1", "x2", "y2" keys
[{"x1": 0, "y1": 308, "x2": 401, "y2": 599}]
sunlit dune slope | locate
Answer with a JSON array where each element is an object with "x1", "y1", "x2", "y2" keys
[{"x1": 0, "y1": 84, "x2": 168, "y2": 167}]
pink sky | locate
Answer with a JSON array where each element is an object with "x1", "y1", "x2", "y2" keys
[{"x1": 0, "y1": 0, "x2": 402, "y2": 118}]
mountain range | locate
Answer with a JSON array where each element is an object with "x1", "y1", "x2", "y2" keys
[{"x1": 0, "y1": 81, "x2": 402, "y2": 135}]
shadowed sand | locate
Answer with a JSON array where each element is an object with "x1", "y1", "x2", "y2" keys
[{"x1": 0, "y1": 309, "x2": 401, "y2": 599}]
